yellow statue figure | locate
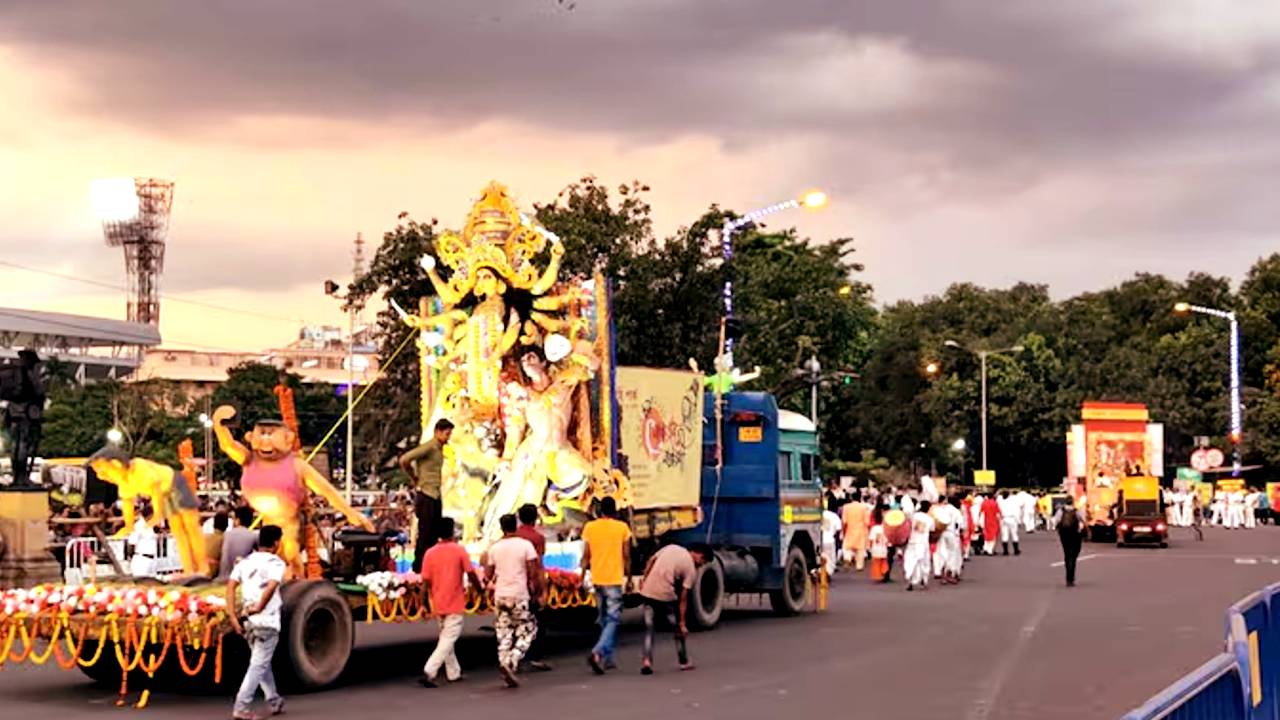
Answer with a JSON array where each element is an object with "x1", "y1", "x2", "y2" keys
[
  {"x1": 87, "y1": 447, "x2": 209, "y2": 577},
  {"x1": 481, "y1": 339, "x2": 599, "y2": 542},
  {"x1": 211, "y1": 405, "x2": 374, "y2": 577},
  {"x1": 404, "y1": 182, "x2": 567, "y2": 422}
]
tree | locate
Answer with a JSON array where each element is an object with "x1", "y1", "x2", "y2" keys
[{"x1": 345, "y1": 217, "x2": 439, "y2": 483}]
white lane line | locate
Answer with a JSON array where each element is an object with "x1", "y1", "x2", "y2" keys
[
  {"x1": 1049, "y1": 554, "x2": 1098, "y2": 568},
  {"x1": 966, "y1": 592, "x2": 1053, "y2": 720},
  {"x1": 1235, "y1": 557, "x2": 1258, "y2": 565}
]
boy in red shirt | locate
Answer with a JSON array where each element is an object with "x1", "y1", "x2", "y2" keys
[{"x1": 419, "y1": 517, "x2": 481, "y2": 688}]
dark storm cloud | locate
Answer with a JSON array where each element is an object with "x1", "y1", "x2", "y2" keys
[
  {"x1": 3, "y1": 2, "x2": 1269, "y2": 151},
  {"x1": 4, "y1": 1, "x2": 1280, "y2": 298}
]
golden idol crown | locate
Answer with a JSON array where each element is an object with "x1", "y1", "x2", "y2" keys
[{"x1": 435, "y1": 182, "x2": 547, "y2": 296}]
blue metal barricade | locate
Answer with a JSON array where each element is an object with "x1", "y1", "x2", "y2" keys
[
  {"x1": 1227, "y1": 591, "x2": 1272, "y2": 720},
  {"x1": 1122, "y1": 653, "x2": 1247, "y2": 720}
]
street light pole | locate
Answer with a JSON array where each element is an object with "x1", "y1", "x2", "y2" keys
[
  {"x1": 944, "y1": 340, "x2": 1023, "y2": 472},
  {"x1": 1174, "y1": 302, "x2": 1243, "y2": 474},
  {"x1": 719, "y1": 190, "x2": 827, "y2": 360},
  {"x1": 803, "y1": 355, "x2": 821, "y2": 425},
  {"x1": 345, "y1": 303, "x2": 355, "y2": 503},
  {"x1": 979, "y1": 350, "x2": 989, "y2": 471}
]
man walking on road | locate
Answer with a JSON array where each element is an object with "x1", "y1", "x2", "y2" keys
[
  {"x1": 1054, "y1": 502, "x2": 1086, "y2": 587},
  {"x1": 638, "y1": 543, "x2": 707, "y2": 674},
  {"x1": 997, "y1": 491, "x2": 1021, "y2": 555},
  {"x1": 400, "y1": 418, "x2": 454, "y2": 573},
  {"x1": 483, "y1": 513, "x2": 541, "y2": 688},
  {"x1": 841, "y1": 495, "x2": 870, "y2": 572},
  {"x1": 980, "y1": 493, "x2": 1002, "y2": 556},
  {"x1": 227, "y1": 525, "x2": 287, "y2": 720},
  {"x1": 419, "y1": 517, "x2": 482, "y2": 688},
  {"x1": 515, "y1": 504, "x2": 552, "y2": 673},
  {"x1": 581, "y1": 497, "x2": 631, "y2": 674},
  {"x1": 904, "y1": 500, "x2": 936, "y2": 591}
]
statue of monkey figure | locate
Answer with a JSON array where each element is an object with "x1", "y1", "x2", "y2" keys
[{"x1": 212, "y1": 405, "x2": 374, "y2": 578}]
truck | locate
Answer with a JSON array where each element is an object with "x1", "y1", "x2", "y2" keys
[
  {"x1": 1, "y1": 184, "x2": 823, "y2": 698},
  {"x1": 1114, "y1": 475, "x2": 1168, "y2": 548},
  {"x1": 1066, "y1": 401, "x2": 1164, "y2": 542}
]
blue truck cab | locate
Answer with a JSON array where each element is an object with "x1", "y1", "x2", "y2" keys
[{"x1": 666, "y1": 391, "x2": 822, "y2": 627}]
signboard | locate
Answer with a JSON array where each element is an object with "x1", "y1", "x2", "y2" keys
[
  {"x1": 738, "y1": 426, "x2": 763, "y2": 443},
  {"x1": 1191, "y1": 448, "x2": 1225, "y2": 472},
  {"x1": 616, "y1": 367, "x2": 705, "y2": 510},
  {"x1": 974, "y1": 470, "x2": 996, "y2": 486},
  {"x1": 1176, "y1": 467, "x2": 1203, "y2": 482}
]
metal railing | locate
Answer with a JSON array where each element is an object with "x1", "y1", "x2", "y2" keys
[{"x1": 1124, "y1": 581, "x2": 1280, "y2": 719}]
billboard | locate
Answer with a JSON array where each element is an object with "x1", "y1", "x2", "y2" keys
[{"x1": 615, "y1": 367, "x2": 704, "y2": 509}]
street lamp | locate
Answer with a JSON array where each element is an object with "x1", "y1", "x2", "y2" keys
[
  {"x1": 325, "y1": 279, "x2": 360, "y2": 502},
  {"x1": 199, "y1": 410, "x2": 214, "y2": 488},
  {"x1": 106, "y1": 428, "x2": 123, "y2": 444},
  {"x1": 802, "y1": 355, "x2": 821, "y2": 424},
  {"x1": 952, "y1": 438, "x2": 967, "y2": 484},
  {"x1": 719, "y1": 189, "x2": 828, "y2": 360},
  {"x1": 943, "y1": 340, "x2": 1024, "y2": 471},
  {"x1": 1174, "y1": 302, "x2": 1243, "y2": 474}
]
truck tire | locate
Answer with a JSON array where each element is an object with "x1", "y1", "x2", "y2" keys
[
  {"x1": 769, "y1": 547, "x2": 810, "y2": 616},
  {"x1": 688, "y1": 559, "x2": 725, "y2": 630},
  {"x1": 276, "y1": 581, "x2": 353, "y2": 690}
]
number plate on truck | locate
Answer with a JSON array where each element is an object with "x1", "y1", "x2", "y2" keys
[{"x1": 738, "y1": 426, "x2": 763, "y2": 442}]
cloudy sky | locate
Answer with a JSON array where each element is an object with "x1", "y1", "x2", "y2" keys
[{"x1": 1, "y1": 1, "x2": 1278, "y2": 351}]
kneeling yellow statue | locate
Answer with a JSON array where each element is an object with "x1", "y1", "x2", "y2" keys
[{"x1": 87, "y1": 447, "x2": 209, "y2": 577}]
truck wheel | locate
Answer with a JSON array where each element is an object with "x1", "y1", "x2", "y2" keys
[
  {"x1": 688, "y1": 559, "x2": 725, "y2": 630},
  {"x1": 277, "y1": 581, "x2": 353, "y2": 690},
  {"x1": 770, "y1": 547, "x2": 810, "y2": 616}
]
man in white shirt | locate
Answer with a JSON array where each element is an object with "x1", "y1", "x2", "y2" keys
[
  {"x1": 903, "y1": 500, "x2": 936, "y2": 591},
  {"x1": 821, "y1": 509, "x2": 842, "y2": 576},
  {"x1": 931, "y1": 498, "x2": 964, "y2": 584},
  {"x1": 128, "y1": 504, "x2": 159, "y2": 579},
  {"x1": 482, "y1": 513, "x2": 541, "y2": 688},
  {"x1": 227, "y1": 525, "x2": 287, "y2": 720},
  {"x1": 1245, "y1": 489, "x2": 1260, "y2": 529},
  {"x1": 1016, "y1": 490, "x2": 1036, "y2": 534},
  {"x1": 997, "y1": 491, "x2": 1021, "y2": 555}
]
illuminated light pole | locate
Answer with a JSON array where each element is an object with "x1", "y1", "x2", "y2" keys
[
  {"x1": 943, "y1": 340, "x2": 1024, "y2": 471},
  {"x1": 720, "y1": 190, "x2": 827, "y2": 361},
  {"x1": 1174, "y1": 302, "x2": 1242, "y2": 474}
]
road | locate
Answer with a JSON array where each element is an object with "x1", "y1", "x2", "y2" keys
[{"x1": 2, "y1": 526, "x2": 1277, "y2": 720}]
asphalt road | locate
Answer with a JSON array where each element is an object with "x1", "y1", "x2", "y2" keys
[{"x1": 3, "y1": 526, "x2": 1278, "y2": 720}]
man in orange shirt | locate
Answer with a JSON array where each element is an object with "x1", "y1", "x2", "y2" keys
[
  {"x1": 841, "y1": 495, "x2": 871, "y2": 571},
  {"x1": 581, "y1": 497, "x2": 631, "y2": 674},
  {"x1": 419, "y1": 517, "x2": 481, "y2": 688}
]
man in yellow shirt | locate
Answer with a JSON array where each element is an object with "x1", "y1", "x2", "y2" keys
[{"x1": 581, "y1": 497, "x2": 631, "y2": 674}]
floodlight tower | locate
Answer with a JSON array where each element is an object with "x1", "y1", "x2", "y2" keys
[{"x1": 92, "y1": 178, "x2": 175, "y2": 326}]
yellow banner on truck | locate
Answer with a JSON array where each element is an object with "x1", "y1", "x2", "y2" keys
[{"x1": 615, "y1": 367, "x2": 705, "y2": 510}]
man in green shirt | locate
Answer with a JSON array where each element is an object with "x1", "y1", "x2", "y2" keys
[{"x1": 400, "y1": 419, "x2": 454, "y2": 573}]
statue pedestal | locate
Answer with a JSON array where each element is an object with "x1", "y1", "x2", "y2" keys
[{"x1": 0, "y1": 488, "x2": 61, "y2": 589}]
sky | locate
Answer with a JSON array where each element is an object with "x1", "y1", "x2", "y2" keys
[{"x1": 2, "y1": 1, "x2": 1279, "y2": 352}]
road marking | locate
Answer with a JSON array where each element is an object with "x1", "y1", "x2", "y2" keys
[
  {"x1": 1049, "y1": 554, "x2": 1097, "y2": 567},
  {"x1": 966, "y1": 592, "x2": 1053, "y2": 720},
  {"x1": 1235, "y1": 557, "x2": 1258, "y2": 565}
]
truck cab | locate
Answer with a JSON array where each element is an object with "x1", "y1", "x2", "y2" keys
[{"x1": 668, "y1": 392, "x2": 822, "y2": 625}]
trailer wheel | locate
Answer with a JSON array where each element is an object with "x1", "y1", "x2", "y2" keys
[
  {"x1": 277, "y1": 581, "x2": 353, "y2": 690},
  {"x1": 770, "y1": 547, "x2": 810, "y2": 616},
  {"x1": 688, "y1": 559, "x2": 724, "y2": 630}
]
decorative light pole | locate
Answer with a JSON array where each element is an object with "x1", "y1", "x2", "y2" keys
[
  {"x1": 719, "y1": 190, "x2": 827, "y2": 361},
  {"x1": 1174, "y1": 302, "x2": 1243, "y2": 474},
  {"x1": 943, "y1": 340, "x2": 1024, "y2": 471}
]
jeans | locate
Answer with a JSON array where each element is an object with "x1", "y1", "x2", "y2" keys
[
  {"x1": 411, "y1": 492, "x2": 441, "y2": 573},
  {"x1": 234, "y1": 627, "x2": 281, "y2": 714},
  {"x1": 641, "y1": 598, "x2": 688, "y2": 666},
  {"x1": 423, "y1": 614, "x2": 464, "y2": 681},
  {"x1": 592, "y1": 586, "x2": 623, "y2": 662},
  {"x1": 494, "y1": 599, "x2": 536, "y2": 671}
]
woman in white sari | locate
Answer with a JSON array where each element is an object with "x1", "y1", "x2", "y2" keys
[{"x1": 903, "y1": 500, "x2": 936, "y2": 591}]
